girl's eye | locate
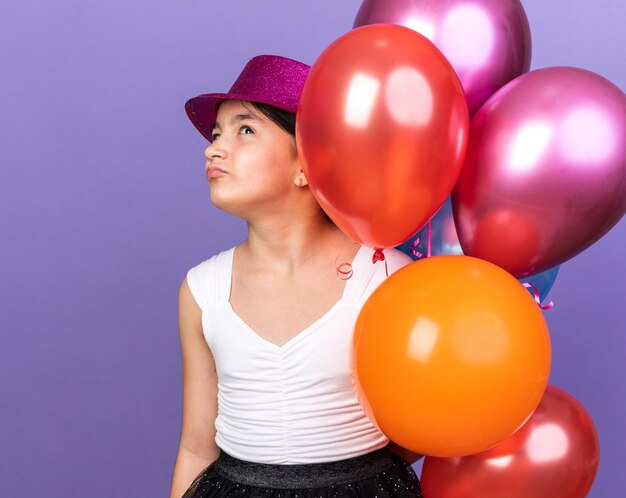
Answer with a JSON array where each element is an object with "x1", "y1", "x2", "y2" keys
[
  {"x1": 211, "y1": 132, "x2": 220, "y2": 141},
  {"x1": 240, "y1": 126, "x2": 254, "y2": 135}
]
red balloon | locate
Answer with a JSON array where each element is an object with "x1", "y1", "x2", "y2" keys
[
  {"x1": 471, "y1": 208, "x2": 540, "y2": 276},
  {"x1": 296, "y1": 24, "x2": 469, "y2": 249},
  {"x1": 420, "y1": 385, "x2": 600, "y2": 498}
]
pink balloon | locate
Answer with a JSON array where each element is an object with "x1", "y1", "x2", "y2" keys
[
  {"x1": 420, "y1": 385, "x2": 600, "y2": 498},
  {"x1": 353, "y1": 0, "x2": 531, "y2": 115},
  {"x1": 453, "y1": 66, "x2": 626, "y2": 277}
]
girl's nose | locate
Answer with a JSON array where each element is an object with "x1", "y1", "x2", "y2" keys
[{"x1": 204, "y1": 141, "x2": 226, "y2": 161}]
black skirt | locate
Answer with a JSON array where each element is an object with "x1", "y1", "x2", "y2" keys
[{"x1": 182, "y1": 444, "x2": 423, "y2": 497}]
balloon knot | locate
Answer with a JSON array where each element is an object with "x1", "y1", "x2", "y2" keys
[
  {"x1": 372, "y1": 249, "x2": 386, "y2": 263},
  {"x1": 372, "y1": 248, "x2": 389, "y2": 277}
]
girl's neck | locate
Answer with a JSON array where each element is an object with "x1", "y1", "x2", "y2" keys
[{"x1": 241, "y1": 219, "x2": 354, "y2": 272}]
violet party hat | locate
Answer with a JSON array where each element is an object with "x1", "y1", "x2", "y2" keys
[{"x1": 185, "y1": 55, "x2": 311, "y2": 141}]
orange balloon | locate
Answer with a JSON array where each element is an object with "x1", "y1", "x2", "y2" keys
[
  {"x1": 296, "y1": 24, "x2": 469, "y2": 249},
  {"x1": 351, "y1": 255, "x2": 551, "y2": 457}
]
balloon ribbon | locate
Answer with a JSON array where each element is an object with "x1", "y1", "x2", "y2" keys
[
  {"x1": 336, "y1": 246, "x2": 391, "y2": 280},
  {"x1": 522, "y1": 282, "x2": 554, "y2": 310},
  {"x1": 335, "y1": 254, "x2": 353, "y2": 281},
  {"x1": 410, "y1": 221, "x2": 433, "y2": 259}
]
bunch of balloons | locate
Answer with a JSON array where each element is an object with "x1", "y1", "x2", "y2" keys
[{"x1": 295, "y1": 0, "x2": 624, "y2": 496}]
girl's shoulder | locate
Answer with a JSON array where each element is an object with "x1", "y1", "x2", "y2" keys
[
  {"x1": 188, "y1": 245, "x2": 235, "y2": 271},
  {"x1": 185, "y1": 245, "x2": 236, "y2": 310}
]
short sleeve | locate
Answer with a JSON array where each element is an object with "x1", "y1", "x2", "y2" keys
[
  {"x1": 186, "y1": 262, "x2": 209, "y2": 311},
  {"x1": 185, "y1": 247, "x2": 234, "y2": 311}
]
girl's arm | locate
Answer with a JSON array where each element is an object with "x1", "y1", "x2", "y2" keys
[
  {"x1": 170, "y1": 446, "x2": 215, "y2": 498},
  {"x1": 170, "y1": 278, "x2": 221, "y2": 498}
]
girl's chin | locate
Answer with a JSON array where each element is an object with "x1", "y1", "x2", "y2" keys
[
  {"x1": 210, "y1": 189, "x2": 281, "y2": 219},
  {"x1": 209, "y1": 194, "x2": 247, "y2": 217}
]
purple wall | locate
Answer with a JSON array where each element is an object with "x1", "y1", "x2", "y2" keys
[{"x1": 0, "y1": 1, "x2": 623, "y2": 496}]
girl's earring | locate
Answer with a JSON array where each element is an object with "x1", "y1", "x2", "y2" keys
[{"x1": 297, "y1": 178, "x2": 304, "y2": 187}]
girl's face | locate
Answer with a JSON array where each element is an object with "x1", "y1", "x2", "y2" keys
[{"x1": 204, "y1": 99, "x2": 301, "y2": 220}]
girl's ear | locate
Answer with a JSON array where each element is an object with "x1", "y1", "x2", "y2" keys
[{"x1": 294, "y1": 168, "x2": 308, "y2": 188}]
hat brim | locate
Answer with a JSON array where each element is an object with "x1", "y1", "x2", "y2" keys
[
  {"x1": 185, "y1": 93, "x2": 231, "y2": 142},
  {"x1": 185, "y1": 92, "x2": 295, "y2": 142}
]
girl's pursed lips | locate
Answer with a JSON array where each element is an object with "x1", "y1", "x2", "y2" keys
[{"x1": 207, "y1": 166, "x2": 228, "y2": 179}]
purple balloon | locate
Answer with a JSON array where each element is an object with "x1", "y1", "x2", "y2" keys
[
  {"x1": 453, "y1": 66, "x2": 626, "y2": 277},
  {"x1": 353, "y1": 0, "x2": 531, "y2": 115}
]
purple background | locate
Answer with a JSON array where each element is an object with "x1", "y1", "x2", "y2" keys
[{"x1": 0, "y1": 1, "x2": 624, "y2": 496}]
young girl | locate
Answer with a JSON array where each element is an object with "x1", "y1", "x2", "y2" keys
[{"x1": 170, "y1": 55, "x2": 424, "y2": 498}]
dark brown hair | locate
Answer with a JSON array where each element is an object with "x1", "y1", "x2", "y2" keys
[{"x1": 249, "y1": 101, "x2": 296, "y2": 137}]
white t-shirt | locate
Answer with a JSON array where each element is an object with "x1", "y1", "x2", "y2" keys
[{"x1": 186, "y1": 243, "x2": 413, "y2": 464}]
